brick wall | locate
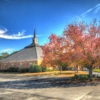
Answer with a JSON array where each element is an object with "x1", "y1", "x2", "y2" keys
[{"x1": 0, "y1": 60, "x2": 37, "y2": 70}]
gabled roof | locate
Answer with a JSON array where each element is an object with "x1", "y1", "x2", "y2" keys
[
  {"x1": 0, "y1": 45, "x2": 43, "y2": 63},
  {"x1": 0, "y1": 29, "x2": 43, "y2": 63}
]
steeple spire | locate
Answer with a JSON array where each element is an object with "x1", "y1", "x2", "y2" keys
[
  {"x1": 25, "y1": 28, "x2": 39, "y2": 48},
  {"x1": 32, "y1": 28, "x2": 38, "y2": 45},
  {"x1": 34, "y1": 28, "x2": 36, "y2": 38}
]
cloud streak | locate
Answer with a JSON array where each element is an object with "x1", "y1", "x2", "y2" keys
[
  {"x1": 0, "y1": 29, "x2": 33, "y2": 39},
  {"x1": 0, "y1": 28, "x2": 7, "y2": 35},
  {"x1": 94, "y1": 6, "x2": 100, "y2": 13},
  {"x1": 1, "y1": 48, "x2": 14, "y2": 52},
  {"x1": 81, "y1": 3, "x2": 100, "y2": 16}
]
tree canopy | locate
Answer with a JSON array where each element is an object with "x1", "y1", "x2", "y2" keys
[
  {"x1": 0, "y1": 52, "x2": 9, "y2": 60},
  {"x1": 41, "y1": 20, "x2": 100, "y2": 78}
]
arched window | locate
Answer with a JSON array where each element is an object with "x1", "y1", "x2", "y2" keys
[
  {"x1": 4, "y1": 64, "x2": 6, "y2": 69},
  {"x1": 29, "y1": 62, "x2": 32, "y2": 67},
  {"x1": 12, "y1": 64, "x2": 14, "y2": 67},
  {"x1": 19, "y1": 63, "x2": 22, "y2": 69}
]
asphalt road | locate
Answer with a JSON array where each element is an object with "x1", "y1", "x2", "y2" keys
[
  {"x1": 93, "y1": 72, "x2": 100, "y2": 76},
  {"x1": 0, "y1": 73, "x2": 100, "y2": 100},
  {"x1": 85, "y1": 70, "x2": 100, "y2": 76}
]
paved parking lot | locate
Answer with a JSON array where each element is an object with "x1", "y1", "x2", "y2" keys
[{"x1": 0, "y1": 73, "x2": 100, "y2": 100}]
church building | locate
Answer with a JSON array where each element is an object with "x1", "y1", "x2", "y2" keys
[{"x1": 0, "y1": 30, "x2": 43, "y2": 69}]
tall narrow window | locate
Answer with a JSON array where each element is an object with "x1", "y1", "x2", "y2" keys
[
  {"x1": 19, "y1": 63, "x2": 22, "y2": 69},
  {"x1": 29, "y1": 62, "x2": 32, "y2": 67},
  {"x1": 12, "y1": 64, "x2": 14, "y2": 67},
  {"x1": 4, "y1": 64, "x2": 6, "y2": 69}
]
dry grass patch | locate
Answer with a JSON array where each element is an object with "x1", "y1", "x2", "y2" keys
[
  {"x1": 53, "y1": 71, "x2": 88, "y2": 77},
  {"x1": 18, "y1": 71, "x2": 88, "y2": 77},
  {"x1": 75, "y1": 71, "x2": 88, "y2": 75},
  {"x1": 18, "y1": 71, "x2": 58, "y2": 76}
]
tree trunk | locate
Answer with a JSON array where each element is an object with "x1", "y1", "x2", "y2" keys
[
  {"x1": 76, "y1": 66, "x2": 78, "y2": 73},
  {"x1": 81, "y1": 67, "x2": 84, "y2": 71},
  {"x1": 60, "y1": 66, "x2": 62, "y2": 73},
  {"x1": 89, "y1": 66, "x2": 93, "y2": 78}
]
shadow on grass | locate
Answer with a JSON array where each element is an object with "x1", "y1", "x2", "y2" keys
[{"x1": 0, "y1": 77, "x2": 100, "y2": 89}]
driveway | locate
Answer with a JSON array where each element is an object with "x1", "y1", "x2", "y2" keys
[
  {"x1": 85, "y1": 70, "x2": 100, "y2": 76},
  {"x1": 93, "y1": 72, "x2": 100, "y2": 76},
  {"x1": 0, "y1": 73, "x2": 100, "y2": 100}
]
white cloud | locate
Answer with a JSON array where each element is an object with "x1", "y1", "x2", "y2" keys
[
  {"x1": 0, "y1": 28, "x2": 7, "y2": 35},
  {"x1": 86, "y1": 8, "x2": 93, "y2": 12},
  {"x1": 1, "y1": 48, "x2": 14, "y2": 52},
  {"x1": 81, "y1": 3, "x2": 100, "y2": 16},
  {"x1": 0, "y1": 29, "x2": 33, "y2": 39},
  {"x1": 94, "y1": 6, "x2": 100, "y2": 13},
  {"x1": 81, "y1": 8, "x2": 93, "y2": 16},
  {"x1": 95, "y1": 3, "x2": 100, "y2": 7}
]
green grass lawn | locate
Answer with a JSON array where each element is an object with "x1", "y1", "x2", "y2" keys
[{"x1": 93, "y1": 69, "x2": 100, "y2": 73}]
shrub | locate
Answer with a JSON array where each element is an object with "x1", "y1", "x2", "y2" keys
[
  {"x1": 71, "y1": 74, "x2": 89, "y2": 82},
  {"x1": 29, "y1": 64, "x2": 35, "y2": 72},
  {"x1": 89, "y1": 78, "x2": 93, "y2": 81},
  {"x1": 74, "y1": 74, "x2": 80, "y2": 80},
  {"x1": 19, "y1": 68, "x2": 29, "y2": 73},
  {"x1": 8, "y1": 67, "x2": 19, "y2": 72},
  {"x1": 42, "y1": 67, "x2": 47, "y2": 72},
  {"x1": 29, "y1": 64, "x2": 42, "y2": 72},
  {"x1": 71, "y1": 76, "x2": 76, "y2": 81},
  {"x1": 79, "y1": 75, "x2": 89, "y2": 82},
  {"x1": 0, "y1": 67, "x2": 29, "y2": 73},
  {"x1": 34, "y1": 65, "x2": 42, "y2": 72},
  {"x1": 0, "y1": 69, "x2": 7, "y2": 72},
  {"x1": 92, "y1": 74, "x2": 96, "y2": 77}
]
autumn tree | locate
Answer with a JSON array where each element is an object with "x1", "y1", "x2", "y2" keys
[
  {"x1": 42, "y1": 20, "x2": 100, "y2": 78},
  {"x1": 41, "y1": 34, "x2": 67, "y2": 72},
  {"x1": 63, "y1": 20, "x2": 100, "y2": 78}
]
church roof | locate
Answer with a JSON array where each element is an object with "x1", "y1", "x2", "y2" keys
[
  {"x1": 0, "y1": 46, "x2": 42, "y2": 62},
  {"x1": 0, "y1": 30, "x2": 43, "y2": 63}
]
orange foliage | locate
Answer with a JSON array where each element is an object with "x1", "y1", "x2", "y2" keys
[{"x1": 41, "y1": 20, "x2": 100, "y2": 74}]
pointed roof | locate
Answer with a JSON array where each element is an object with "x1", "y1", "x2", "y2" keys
[
  {"x1": 32, "y1": 28, "x2": 37, "y2": 44},
  {"x1": 34, "y1": 28, "x2": 36, "y2": 38},
  {"x1": 25, "y1": 29, "x2": 40, "y2": 48},
  {"x1": 0, "y1": 29, "x2": 43, "y2": 63}
]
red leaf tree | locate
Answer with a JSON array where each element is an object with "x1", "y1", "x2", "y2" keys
[
  {"x1": 41, "y1": 34, "x2": 68, "y2": 72},
  {"x1": 63, "y1": 20, "x2": 100, "y2": 78},
  {"x1": 42, "y1": 20, "x2": 100, "y2": 78}
]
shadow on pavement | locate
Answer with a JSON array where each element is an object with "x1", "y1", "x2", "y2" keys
[{"x1": 0, "y1": 77, "x2": 100, "y2": 89}]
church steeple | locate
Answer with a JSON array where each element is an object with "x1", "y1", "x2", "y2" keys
[
  {"x1": 32, "y1": 28, "x2": 38, "y2": 45},
  {"x1": 24, "y1": 29, "x2": 39, "y2": 48},
  {"x1": 34, "y1": 29, "x2": 36, "y2": 38}
]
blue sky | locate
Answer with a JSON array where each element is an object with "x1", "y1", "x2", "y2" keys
[{"x1": 0, "y1": 0, "x2": 100, "y2": 53}]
